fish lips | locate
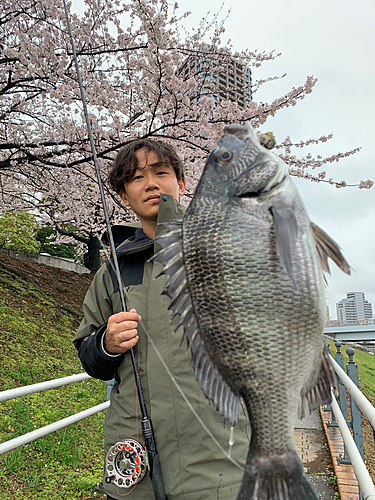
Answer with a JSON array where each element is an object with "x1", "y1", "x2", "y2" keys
[{"x1": 223, "y1": 123, "x2": 252, "y2": 142}]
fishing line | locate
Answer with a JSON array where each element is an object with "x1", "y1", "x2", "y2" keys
[{"x1": 102, "y1": 240, "x2": 244, "y2": 472}]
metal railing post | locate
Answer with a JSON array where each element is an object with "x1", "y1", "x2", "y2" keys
[
  {"x1": 330, "y1": 394, "x2": 375, "y2": 500},
  {"x1": 334, "y1": 341, "x2": 351, "y2": 464},
  {"x1": 335, "y1": 342, "x2": 348, "y2": 422},
  {"x1": 346, "y1": 348, "x2": 364, "y2": 460},
  {"x1": 323, "y1": 343, "x2": 334, "y2": 414},
  {"x1": 329, "y1": 357, "x2": 375, "y2": 433},
  {"x1": 345, "y1": 347, "x2": 365, "y2": 500}
]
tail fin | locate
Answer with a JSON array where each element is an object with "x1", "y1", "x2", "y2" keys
[{"x1": 237, "y1": 448, "x2": 318, "y2": 500}]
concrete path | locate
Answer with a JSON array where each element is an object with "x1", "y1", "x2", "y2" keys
[
  {"x1": 321, "y1": 407, "x2": 361, "y2": 500},
  {"x1": 295, "y1": 407, "x2": 361, "y2": 500},
  {"x1": 295, "y1": 409, "x2": 336, "y2": 500}
]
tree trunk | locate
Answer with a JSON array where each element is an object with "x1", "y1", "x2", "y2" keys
[{"x1": 84, "y1": 235, "x2": 101, "y2": 274}]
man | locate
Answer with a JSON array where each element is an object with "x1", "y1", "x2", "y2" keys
[{"x1": 74, "y1": 139, "x2": 249, "y2": 500}]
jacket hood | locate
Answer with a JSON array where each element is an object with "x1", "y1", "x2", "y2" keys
[{"x1": 101, "y1": 221, "x2": 142, "y2": 248}]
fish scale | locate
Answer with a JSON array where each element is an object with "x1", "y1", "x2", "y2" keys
[
  {"x1": 184, "y1": 197, "x2": 321, "y2": 460},
  {"x1": 152, "y1": 122, "x2": 350, "y2": 499}
]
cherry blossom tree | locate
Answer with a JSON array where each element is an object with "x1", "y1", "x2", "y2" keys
[{"x1": 0, "y1": 0, "x2": 372, "y2": 272}]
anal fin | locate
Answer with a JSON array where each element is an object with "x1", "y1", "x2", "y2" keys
[{"x1": 299, "y1": 345, "x2": 337, "y2": 419}]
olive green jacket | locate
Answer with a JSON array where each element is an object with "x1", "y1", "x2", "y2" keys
[{"x1": 74, "y1": 195, "x2": 250, "y2": 500}]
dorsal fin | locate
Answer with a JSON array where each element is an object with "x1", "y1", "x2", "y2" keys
[
  {"x1": 311, "y1": 222, "x2": 350, "y2": 275},
  {"x1": 150, "y1": 221, "x2": 241, "y2": 425}
]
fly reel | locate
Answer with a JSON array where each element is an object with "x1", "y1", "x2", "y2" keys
[{"x1": 105, "y1": 439, "x2": 147, "y2": 488}]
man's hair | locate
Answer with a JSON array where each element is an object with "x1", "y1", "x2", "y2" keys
[{"x1": 109, "y1": 139, "x2": 185, "y2": 194}]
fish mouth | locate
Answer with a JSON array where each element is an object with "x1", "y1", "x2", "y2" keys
[
  {"x1": 238, "y1": 174, "x2": 287, "y2": 199},
  {"x1": 224, "y1": 123, "x2": 252, "y2": 143},
  {"x1": 237, "y1": 153, "x2": 289, "y2": 199}
]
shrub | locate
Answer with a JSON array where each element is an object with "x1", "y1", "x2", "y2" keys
[{"x1": 0, "y1": 212, "x2": 41, "y2": 254}]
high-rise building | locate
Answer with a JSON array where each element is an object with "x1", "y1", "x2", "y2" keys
[
  {"x1": 336, "y1": 292, "x2": 373, "y2": 325},
  {"x1": 179, "y1": 52, "x2": 252, "y2": 110}
]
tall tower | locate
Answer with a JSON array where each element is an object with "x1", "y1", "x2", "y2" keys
[
  {"x1": 179, "y1": 51, "x2": 252, "y2": 110},
  {"x1": 336, "y1": 292, "x2": 373, "y2": 325}
]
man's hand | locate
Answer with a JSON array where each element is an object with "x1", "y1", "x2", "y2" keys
[{"x1": 104, "y1": 309, "x2": 141, "y2": 355}]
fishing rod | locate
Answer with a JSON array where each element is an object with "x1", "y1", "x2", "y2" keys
[{"x1": 61, "y1": 2, "x2": 166, "y2": 499}]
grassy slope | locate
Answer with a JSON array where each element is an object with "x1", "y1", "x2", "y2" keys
[
  {"x1": 326, "y1": 339, "x2": 375, "y2": 402},
  {"x1": 1, "y1": 254, "x2": 374, "y2": 497},
  {"x1": 0, "y1": 255, "x2": 106, "y2": 500}
]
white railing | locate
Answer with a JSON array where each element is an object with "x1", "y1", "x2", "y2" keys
[
  {"x1": 0, "y1": 373, "x2": 107, "y2": 456},
  {"x1": 330, "y1": 357, "x2": 375, "y2": 432},
  {"x1": 330, "y1": 393, "x2": 375, "y2": 500},
  {"x1": 1, "y1": 353, "x2": 375, "y2": 500},
  {"x1": 0, "y1": 401, "x2": 109, "y2": 455},
  {"x1": 326, "y1": 342, "x2": 375, "y2": 500},
  {"x1": 0, "y1": 372, "x2": 91, "y2": 402}
]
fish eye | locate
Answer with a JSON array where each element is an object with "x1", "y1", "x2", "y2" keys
[{"x1": 218, "y1": 150, "x2": 232, "y2": 164}]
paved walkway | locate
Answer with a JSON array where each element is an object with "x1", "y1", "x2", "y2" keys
[
  {"x1": 321, "y1": 407, "x2": 361, "y2": 500},
  {"x1": 295, "y1": 407, "x2": 360, "y2": 500},
  {"x1": 295, "y1": 409, "x2": 336, "y2": 499}
]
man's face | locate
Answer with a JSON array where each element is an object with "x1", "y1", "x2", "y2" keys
[{"x1": 120, "y1": 148, "x2": 186, "y2": 225}]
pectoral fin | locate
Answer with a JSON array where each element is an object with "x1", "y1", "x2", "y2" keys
[
  {"x1": 270, "y1": 206, "x2": 298, "y2": 286},
  {"x1": 311, "y1": 222, "x2": 351, "y2": 275}
]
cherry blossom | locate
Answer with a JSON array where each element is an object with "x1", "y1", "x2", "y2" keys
[{"x1": 0, "y1": 0, "x2": 371, "y2": 270}]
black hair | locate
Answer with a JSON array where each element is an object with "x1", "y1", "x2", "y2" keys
[{"x1": 109, "y1": 139, "x2": 184, "y2": 194}]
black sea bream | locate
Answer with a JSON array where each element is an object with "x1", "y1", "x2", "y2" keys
[{"x1": 153, "y1": 123, "x2": 350, "y2": 500}]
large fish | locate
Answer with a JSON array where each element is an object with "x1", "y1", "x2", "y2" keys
[{"x1": 152, "y1": 123, "x2": 350, "y2": 500}]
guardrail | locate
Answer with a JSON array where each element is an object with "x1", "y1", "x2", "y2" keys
[
  {"x1": 1, "y1": 344, "x2": 375, "y2": 500},
  {"x1": 330, "y1": 355, "x2": 375, "y2": 434},
  {"x1": 0, "y1": 373, "x2": 108, "y2": 456},
  {"x1": 330, "y1": 394, "x2": 375, "y2": 500},
  {"x1": 0, "y1": 372, "x2": 91, "y2": 403},
  {"x1": 326, "y1": 341, "x2": 375, "y2": 500}
]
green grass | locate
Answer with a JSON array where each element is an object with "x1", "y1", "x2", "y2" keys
[
  {"x1": 326, "y1": 339, "x2": 375, "y2": 403},
  {"x1": 0, "y1": 268, "x2": 105, "y2": 499}
]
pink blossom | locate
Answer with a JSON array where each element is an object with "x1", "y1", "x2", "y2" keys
[{"x1": 0, "y1": 0, "x2": 371, "y2": 264}]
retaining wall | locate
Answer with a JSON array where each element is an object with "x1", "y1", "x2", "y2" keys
[{"x1": 0, "y1": 249, "x2": 90, "y2": 274}]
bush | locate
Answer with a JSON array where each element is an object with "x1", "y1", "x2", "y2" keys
[{"x1": 0, "y1": 212, "x2": 41, "y2": 254}]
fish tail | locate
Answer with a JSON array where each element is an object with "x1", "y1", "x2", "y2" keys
[{"x1": 237, "y1": 448, "x2": 318, "y2": 500}]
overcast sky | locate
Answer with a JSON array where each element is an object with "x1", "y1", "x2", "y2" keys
[{"x1": 179, "y1": 0, "x2": 375, "y2": 319}]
